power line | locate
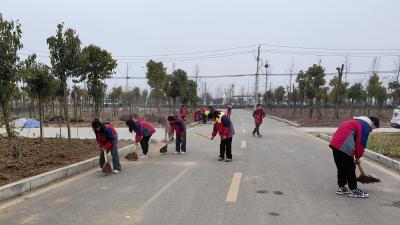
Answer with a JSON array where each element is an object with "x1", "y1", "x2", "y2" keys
[
  {"x1": 260, "y1": 43, "x2": 400, "y2": 51},
  {"x1": 108, "y1": 70, "x2": 397, "y2": 80},
  {"x1": 113, "y1": 44, "x2": 258, "y2": 58},
  {"x1": 260, "y1": 49, "x2": 400, "y2": 58},
  {"x1": 115, "y1": 50, "x2": 255, "y2": 63}
]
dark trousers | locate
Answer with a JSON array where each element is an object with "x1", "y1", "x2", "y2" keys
[
  {"x1": 176, "y1": 134, "x2": 186, "y2": 152},
  {"x1": 220, "y1": 137, "x2": 232, "y2": 159},
  {"x1": 99, "y1": 134, "x2": 121, "y2": 171},
  {"x1": 331, "y1": 146, "x2": 357, "y2": 190},
  {"x1": 140, "y1": 135, "x2": 152, "y2": 155},
  {"x1": 252, "y1": 124, "x2": 260, "y2": 135}
]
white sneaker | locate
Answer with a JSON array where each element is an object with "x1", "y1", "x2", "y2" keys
[
  {"x1": 180, "y1": 152, "x2": 185, "y2": 155},
  {"x1": 173, "y1": 151, "x2": 179, "y2": 154},
  {"x1": 140, "y1": 155, "x2": 148, "y2": 159},
  {"x1": 113, "y1": 170, "x2": 121, "y2": 174}
]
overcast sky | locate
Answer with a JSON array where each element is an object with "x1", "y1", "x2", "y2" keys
[{"x1": 2, "y1": 0, "x2": 400, "y2": 97}]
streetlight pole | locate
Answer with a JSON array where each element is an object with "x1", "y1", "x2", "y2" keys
[{"x1": 264, "y1": 62, "x2": 269, "y2": 94}]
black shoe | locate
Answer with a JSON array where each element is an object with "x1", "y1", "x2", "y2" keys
[
  {"x1": 218, "y1": 157, "x2": 224, "y2": 161},
  {"x1": 225, "y1": 158, "x2": 232, "y2": 162}
]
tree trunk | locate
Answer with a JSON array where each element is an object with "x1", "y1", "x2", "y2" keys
[
  {"x1": 350, "y1": 100, "x2": 355, "y2": 117},
  {"x1": 95, "y1": 98, "x2": 100, "y2": 119},
  {"x1": 308, "y1": 99, "x2": 314, "y2": 119},
  {"x1": 38, "y1": 98, "x2": 44, "y2": 139},
  {"x1": 1, "y1": 102, "x2": 13, "y2": 138},
  {"x1": 60, "y1": 81, "x2": 71, "y2": 139}
]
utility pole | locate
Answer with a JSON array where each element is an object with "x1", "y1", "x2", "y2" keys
[
  {"x1": 203, "y1": 82, "x2": 207, "y2": 105},
  {"x1": 335, "y1": 64, "x2": 344, "y2": 119},
  {"x1": 125, "y1": 63, "x2": 129, "y2": 91},
  {"x1": 254, "y1": 45, "x2": 261, "y2": 110},
  {"x1": 195, "y1": 64, "x2": 199, "y2": 85}
]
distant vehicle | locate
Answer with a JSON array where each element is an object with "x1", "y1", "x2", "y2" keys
[{"x1": 390, "y1": 106, "x2": 400, "y2": 128}]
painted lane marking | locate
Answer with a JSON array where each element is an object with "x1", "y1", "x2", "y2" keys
[
  {"x1": 226, "y1": 172, "x2": 242, "y2": 203},
  {"x1": 241, "y1": 141, "x2": 246, "y2": 149}
]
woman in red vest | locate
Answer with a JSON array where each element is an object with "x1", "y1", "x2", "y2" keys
[
  {"x1": 92, "y1": 119, "x2": 121, "y2": 174},
  {"x1": 126, "y1": 118, "x2": 156, "y2": 159},
  {"x1": 252, "y1": 104, "x2": 266, "y2": 138}
]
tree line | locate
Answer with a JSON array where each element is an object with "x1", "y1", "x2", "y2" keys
[
  {"x1": 262, "y1": 63, "x2": 400, "y2": 119},
  {"x1": 0, "y1": 16, "x2": 198, "y2": 139}
]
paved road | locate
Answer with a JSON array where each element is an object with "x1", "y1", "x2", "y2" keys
[{"x1": 1, "y1": 109, "x2": 399, "y2": 225}]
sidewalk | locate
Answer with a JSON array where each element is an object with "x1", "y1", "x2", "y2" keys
[{"x1": 0, "y1": 127, "x2": 165, "y2": 140}]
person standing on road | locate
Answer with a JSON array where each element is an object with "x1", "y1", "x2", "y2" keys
[
  {"x1": 226, "y1": 103, "x2": 232, "y2": 119},
  {"x1": 126, "y1": 118, "x2": 156, "y2": 159},
  {"x1": 252, "y1": 104, "x2": 266, "y2": 137},
  {"x1": 211, "y1": 111, "x2": 235, "y2": 162},
  {"x1": 168, "y1": 115, "x2": 187, "y2": 154},
  {"x1": 329, "y1": 116, "x2": 380, "y2": 198},
  {"x1": 92, "y1": 119, "x2": 121, "y2": 174},
  {"x1": 180, "y1": 105, "x2": 188, "y2": 122}
]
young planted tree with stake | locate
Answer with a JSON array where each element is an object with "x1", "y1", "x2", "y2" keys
[
  {"x1": 80, "y1": 44, "x2": 117, "y2": 119},
  {"x1": 47, "y1": 23, "x2": 82, "y2": 139},
  {"x1": 22, "y1": 55, "x2": 56, "y2": 139},
  {"x1": 0, "y1": 15, "x2": 23, "y2": 137},
  {"x1": 146, "y1": 60, "x2": 167, "y2": 113}
]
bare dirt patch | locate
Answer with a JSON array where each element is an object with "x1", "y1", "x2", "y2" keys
[
  {"x1": 0, "y1": 136, "x2": 134, "y2": 186},
  {"x1": 267, "y1": 107, "x2": 393, "y2": 127}
]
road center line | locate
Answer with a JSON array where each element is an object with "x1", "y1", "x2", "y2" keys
[
  {"x1": 226, "y1": 172, "x2": 242, "y2": 203},
  {"x1": 240, "y1": 141, "x2": 246, "y2": 149}
]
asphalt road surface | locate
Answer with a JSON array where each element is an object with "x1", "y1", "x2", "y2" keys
[{"x1": 1, "y1": 109, "x2": 399, "y2": 225}]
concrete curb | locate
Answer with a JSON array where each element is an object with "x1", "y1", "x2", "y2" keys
[
  {"x1": 0, "y1": 144, "x2": 135, "y2": 202},
  {"x1": 316, "y1": 133, "x2": 400, "y2": 173},
  {"x1": 266, "y1": 115, "x2": 301, "y2": 128}
]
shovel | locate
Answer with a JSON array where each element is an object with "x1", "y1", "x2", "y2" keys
[{"x1": 356, "y1": 163, "x2": 381, "y2": 184}]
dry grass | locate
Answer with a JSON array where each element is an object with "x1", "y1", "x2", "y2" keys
[{"x1": 368, "y1": 133, "x2": 400, "y2": 160}]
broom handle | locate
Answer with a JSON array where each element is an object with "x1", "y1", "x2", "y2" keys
[
  {"x1": 103, "y1": 150, "x2": 108, "y2": 163},
  {"x1": 196, "y1": 132, "x2": 211, "y2": 140},
  {"x1": 357, "y1": 163, "x2": 366, "y2": 176},
  {"x1": 165, "y1": 136, "x2": 173, "y2": 146}
]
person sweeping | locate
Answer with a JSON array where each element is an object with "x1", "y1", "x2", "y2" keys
[
  {"x1": 168, "y1": 115, "x2": 187, "y2": 154},
  {"x1": 329, "y1": 116, "x2": 379, "y2": 198},
  {"x1": 92, "y1": 119, "x2": 121, "y2": 174},
  {"x1": 126, "y1": 118, "x2": 156, "y2": 159},
  {"x1": 158, "y1": 116, "x2": 174, "y2": 142},
  {"x1": 252, "y1": 104, "x2": 266, "y2": 137},
  {"x1": 211, "y1": 111, "x2": 235, "y2": 162}
]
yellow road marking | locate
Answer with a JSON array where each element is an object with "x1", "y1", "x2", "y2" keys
[
  {"x1": 241, "y1": 141, "x2": 246, "y2": 149},
  {"x1": 226, "y1": 172, "x2": 242, "y2": 203}
]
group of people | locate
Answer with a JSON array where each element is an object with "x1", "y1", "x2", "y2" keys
[
  {"x1": 91, "y1": 104, "x2": 240, "y2": 174},
  {"x1": 92, "y1": 103, "x2": 379, "y2": 199}
]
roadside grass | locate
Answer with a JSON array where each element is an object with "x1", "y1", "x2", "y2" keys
[{"x1": 368, "y1": 133, "x2": 400, "y2": 160}]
